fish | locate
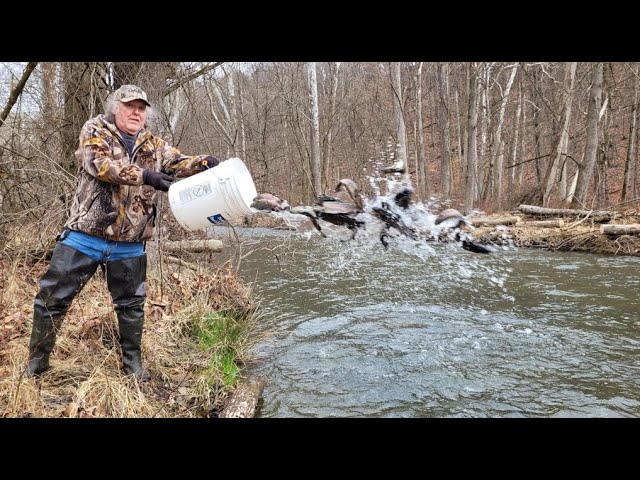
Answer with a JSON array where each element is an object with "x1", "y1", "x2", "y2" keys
[
  {"x1": 434, "y1": 208, "x2": 470, "y2": 229},
  {"x1": 251, "y1": 193, "x2": 288, "y2": 211}
]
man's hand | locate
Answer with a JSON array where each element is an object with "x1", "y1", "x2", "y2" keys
[
  {"x1": 200, "y1": 155, "x2": 220, "y2": 170},
  {"x1": 143, "y1": 170, "x2": 174, "y2": 192}
]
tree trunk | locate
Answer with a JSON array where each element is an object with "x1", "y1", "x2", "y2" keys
[
  {"x1": 415, "y1": 62, "x2": 429, "y2": 199},
  {"x1": 531, "y1": 66, "x2": 543, "y2": 185},
  {"x1": 464, "y1": 62, "x2": 478, "y2": 214},
  {"x1": 391, "y1": 62, "x2": 409, "y2": 185},
  {"x1": 521, "y1": 219, "x2": 565, "y2": 228},
  {"x1": 517, "y1": 85, "x2": 526, "y2": 188},
  {"x1": 558, "y1": 111, "x2": 572, "y2": 204},
  {"x1": 455, "y1": 85, "x2": 464, "y2": 189},
  {"x1": 205, "y1": 72, "x2": 237, "y2": 157},
  {"x1": 600, "y1": 224, "x2": 640, "y2": 235},
  {"x1": 308, "y1": 62, "x2": 322, "y2": 197},
  {"x1": 228, "y1": 65, "x2": 240, "y2": 158},
  {"x1": 164, "y1": 239, "x2": 224, "y2": 253},
  {"x1": 519, "y1": 204, "x2": 615, "y2": 222},
  {"x1": 470, "y1": 216, "x2": 520, "y2": 226},
  {"x1": 236, "y1": 69, "x2": 248, "y2": 164},
  {"x1": 621, "y1": 64, "x2": 639, "y2": 202},
  {"x1": 322, "y1": 62, "x2": 340, "y2": 189},
  {"x1": 492, "y1": 63, "x2": 518, "y2": 207},
  {"x1": 595, "y1": 91, "x2": 610, "y2": 205},
  {"x1": 572, "y1": 62, "x2": 603, "y2": 208},
  {"x1": 478, "y1": 63, "x2": 493, "y2": 202},
  {"x1": 508, "y1": 81, "x2": 523, "y2": 193},
  {"x1": 0, "y1": 62, "x2": 37, "y2": 126},
  {"x1": 61, "y1": 63, "x2": 106, "y2": 174},
  {"x1": 436, "y1": 62, "x2": 450, "y2": 199},
  {"x1": 219, "y1": 376, "x2": 266, "y2": 418},
  {"x1": 542, "y1": 62, "x2": 577, "y2": 207}
]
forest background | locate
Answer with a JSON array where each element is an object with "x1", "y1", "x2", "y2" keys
[{"x1": 1, "y1": 61, "x2": 638, "y2": 247}]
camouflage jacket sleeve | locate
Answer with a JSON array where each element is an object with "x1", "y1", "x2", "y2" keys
[
  {"x1": 78, "y1": 122, "x2": 145, "y2": 185},
  {"x1": 153, "y1": 137, "x2": 211, "y2": 178}
]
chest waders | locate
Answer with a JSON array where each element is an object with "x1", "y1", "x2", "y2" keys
[{"x1": 27, "y1": 242, "x2": 151, "y2": 381}]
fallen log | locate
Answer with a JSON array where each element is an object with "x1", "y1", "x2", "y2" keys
[
  {"x1": 470, "y1": 216, "x2": 520, "y2": 226},
  {"x1": 600, "y1": 224, "x2": 640, "y2": 235},
  {"x1": 164, "y1": 239, "x2": 223, "y2": 253},
  {"x1": 518, "y1": 204, "x2": 615, "y2": 222},
  {"x1": 219, "y1": 376, "x2": 266, "y2": 418},
  {"x1": 165, "y1": 256, "x2": 198, "y2": 270},
  {"x1": 520, "y1": 219, "x2": 565, "y2": 228}
]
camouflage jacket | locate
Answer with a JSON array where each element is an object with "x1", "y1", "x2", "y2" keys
[{"x1": 65, "y1": 114, "x2": 209, "y2": 242}]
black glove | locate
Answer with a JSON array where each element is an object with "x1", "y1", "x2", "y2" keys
[
  {"x1": 143, "y1": 170, "x2": 174, "y2": 192},
  {"x1": 200, "y1": 155, "x2": 220, "y2": 170}
]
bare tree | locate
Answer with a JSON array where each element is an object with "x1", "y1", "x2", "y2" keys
[
  {"x1": 412, "y1": 62, "x2": 427, "y2": 199},
  {"x1": 491, "y1": 63, "x2": 518, "y2": 207},
  {"x1": 61, "y1": 63, "x2": 109, "y2": 174},
  {"x1": 477, "y1": 63, "x2": 494, "y2": 202},
  {"x1": 308, "y1": 62, "x2": 322, "y2": 197},
  {"x1": 0, "y1": 62, "x2": 37, "y2": 127},
  {"x1": 465, "y1": 62, "x2": 479, "y2": 214},
  {"x1": 3, "y1": 60, "x2": 639, "y2": 237},
  {"x1": 508, "y1": 79, "x2": 524, "y2": 193},
  {"x1": 322, "y1": 62, "x2": 341, "y2": 189},
  {"x1": 0, "y1": 62, "x2": 38, "y2": 224},
  {"x1": 572, "y1": 62, "x2": 603, "y2": 208},
  {"x1": 435, "y1": 62, "x2": 450, "y2": 199},
  {"x1": 235, "y1": 68, "x2": 248, "y2": 163},
  {"x1": 541, "y1": 62, "x2": 577, "y2": 206},
  {"x1": 454, "y1": 71, "x2": 465, "y2": 186},
  {"x1": 390, "y1": 62, "x2": 409, "y2": 185},
  {"x1": 204, "y1": 66, "x2": 239, "y2": 157},
  {"x1": 621, "y1": 64, "x2": 639, "y2": 202}
]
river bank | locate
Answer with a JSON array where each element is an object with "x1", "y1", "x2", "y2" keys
[
  {"x1": 474, "y1": 208, "x2": 640, "y2": 256},
  {"x1": 2, "y1": 206, "x2": 637, "y2": 417},
  {"x1": 0, "y1": 238, "x2": 262, "y2": 418}
]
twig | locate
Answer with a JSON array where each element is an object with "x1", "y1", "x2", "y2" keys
[
  {"x1": 151, "y1": 363, "x2": 198, "y2": 418},
  {"x1": 564, "y1": 213, "x2": 595, "y2": 229},
  {"x1": 165, "y1": 256, "x2": 198, "y2": 270}
]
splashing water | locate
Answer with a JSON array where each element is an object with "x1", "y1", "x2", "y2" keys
[{"x1": 237, "y1": 237, "x2": 640, "y2": 418}]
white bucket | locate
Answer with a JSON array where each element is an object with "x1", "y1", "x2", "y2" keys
[{"x1": 167, "y1": 157, "x2": 258, "y2": 231}]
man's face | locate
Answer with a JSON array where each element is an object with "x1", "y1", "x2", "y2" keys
[{"x1": 114, "y1": 99, "x2": 147, "y2": 135}]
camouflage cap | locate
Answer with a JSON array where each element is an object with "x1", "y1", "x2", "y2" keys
[{"x1": 113, "y1": 84, "x2": 151, "y2": 107}]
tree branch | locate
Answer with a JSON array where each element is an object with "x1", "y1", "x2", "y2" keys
[
  {"x1": 0, "y1": 62, "x2": 38, "y2": 126},
  {"x1": 164, "y1": 62, "x2": 224, "y2": 97}
]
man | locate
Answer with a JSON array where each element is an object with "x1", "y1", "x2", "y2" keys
[{"x1": 26, "y1": 84, "x2": 219, "y2": 381}]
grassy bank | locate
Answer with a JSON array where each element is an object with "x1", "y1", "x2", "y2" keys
[{"x1": 0, "y1": 234, "x2": 262, "y2": 418}]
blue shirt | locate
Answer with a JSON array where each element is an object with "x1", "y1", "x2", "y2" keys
[{"x1": 118, "y1": 129, "x2": 137, "y2": 156}]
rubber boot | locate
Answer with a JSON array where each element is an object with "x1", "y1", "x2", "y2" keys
[
  {"x1": 27, "y1": 243, "x2": 99, "y2": 376},
  {"x1": 106, "y1": 254, "x2": 151, "y2": 381}
]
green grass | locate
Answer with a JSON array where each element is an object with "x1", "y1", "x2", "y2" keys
[{"x1": 193, "y1": 311, "x2": 246, "y2": 389}]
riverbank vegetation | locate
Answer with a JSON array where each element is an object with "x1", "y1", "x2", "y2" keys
[
  {"x1": 475, "y1": 207, "x2": 640, "y2": 256},
  {"x1": 0, "y1": 231, "x2": 262, "y2": 418},
  {"x1": 2, "y1": 61, "x2": 640, "y2": 416}
]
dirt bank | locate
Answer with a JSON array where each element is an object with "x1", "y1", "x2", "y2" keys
[{"x1": 474, "y1": 209, "x2": 640, "y2": 256}]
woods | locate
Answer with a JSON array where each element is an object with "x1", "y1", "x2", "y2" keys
[
  {"x1": 2, "y1": 61, "x2": 640, "y2": 418},
  {"x1": 1, "y1": 62, "x2": 639, "y2": 248}
]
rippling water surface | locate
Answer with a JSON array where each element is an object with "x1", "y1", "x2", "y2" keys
[{"x1": 226, "y1": 225, "x2": 640, "y2": 418}]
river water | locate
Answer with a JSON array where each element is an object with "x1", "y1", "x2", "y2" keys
[{"x1": 219, "y1": 220, "x2": 640, "y2": 418}]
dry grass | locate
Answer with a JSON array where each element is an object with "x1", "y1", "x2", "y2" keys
[
  {"x1": 0, "y1": 237, "x2": 264, "y2": 418},
  {"x1": 475, "y1": 209, "x2": 640, "y2": 256}
]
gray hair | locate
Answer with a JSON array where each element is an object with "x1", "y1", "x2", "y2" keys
[{"x1": 104, "y1": 91, "x2": 158, "y2": 129}]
